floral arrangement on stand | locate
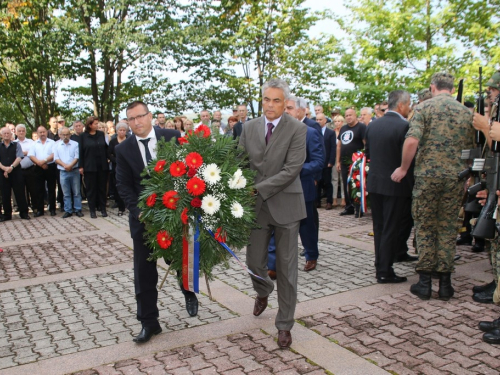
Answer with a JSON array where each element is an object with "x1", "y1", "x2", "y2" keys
[
  {"x1": 347, "y1": 150, "x2": 370, "y2": 217},
  {"x1": 138, "y1": 125, "x2": 257, "y2": 293}
]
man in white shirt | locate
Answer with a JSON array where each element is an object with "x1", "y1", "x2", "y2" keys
[
  {"x1": 28, "y1": 126, "x2": 57, "y2": 217},
  {"x1": 54, "y1": 127, "x2": 82, "y2": 218},
  {"x1": 15, "y1": 124, "x2": 37, "y2": 212}
]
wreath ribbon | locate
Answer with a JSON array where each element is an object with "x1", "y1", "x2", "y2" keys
[
  {"x1": 182, "y1": 221, "x2": 200, "y2": 293},
  {"x1": 347, "y1": 151, "x2": 368, "y2": 213}
]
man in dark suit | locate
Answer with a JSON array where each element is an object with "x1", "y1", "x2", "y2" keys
[
  {"x1": 232, "y1": 104, "x2": 250, "y2": 139},
  {"x1": 116, "y1": 100, "x2": 198, "y2": 344},
  {"x1": 239, "y1": 79, "x2": 307, "y2": 349},
  {"x1": 365, "y1": 90, "x2": 413, "y2": 283},
  {"x1": 316, "y1": 113, "x2": 336, "y2": 210}
]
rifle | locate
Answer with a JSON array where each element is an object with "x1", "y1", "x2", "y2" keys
[
  {"x1": 461, "y1": 67, "x2": 486, "y2": 215},
  {"x1": 471, "y1": 91, "x2": 500, "y2": 239}
]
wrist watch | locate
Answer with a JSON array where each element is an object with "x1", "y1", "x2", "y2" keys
[{"x1": 10, "y1": 165, "x2": 14, "y2": 169}]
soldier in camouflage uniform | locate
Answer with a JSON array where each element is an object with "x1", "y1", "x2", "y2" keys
[
  {"x1": 472, "y1": 71, "x2": 500, "y2": 344},
  {"x1": 392, "y1": 72, "x2": 474, "y2": 301}
]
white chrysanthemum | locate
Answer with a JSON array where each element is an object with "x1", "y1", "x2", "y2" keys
[
  {"x1": 351, "y1": 182, "x2": 356, "y2": 188},
  {"x1": 201, "y1": 194, "x2": 221, "y2": 215},
  {"x1": 231, "y1": 202, "x2": 244, "y2": 218},
  {"x1": 365, "y1": 166, "x2": 369, "y2": 172},
  {"x1": 229, "y1": 169, "x2": 246, "y2": 189},
  {"x1": 356, "y1": 192, "x2": 361, "y2": 197},
  {"x1": 202, "y1": 163, "x2": 221, "y2": 184},
  {"x1": 356, "y1": 175, "x2": 361, "y2": 180}
]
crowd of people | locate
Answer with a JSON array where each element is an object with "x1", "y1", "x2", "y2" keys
[{"x1": 1, "y1": 72, "x2": 500, "y2": 348}]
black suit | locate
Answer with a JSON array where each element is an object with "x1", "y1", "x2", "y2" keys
[
  {"x1": 365, "y1": 112, "x2": 414, "y2": 278},
  {"x1": 317, "y1": 127, "x2": 336, "y2": 205},
  {"x1": 115, "y1": 127, "x2": 180, "y2": 328}
]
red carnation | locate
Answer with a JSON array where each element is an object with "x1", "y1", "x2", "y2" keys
[
  {"x1": 170, "y1": 161, "x2": 187, "y2": 177},
  {"x1": 146, "y1": 193, "x2": 157, "y2": 207},
  {"x1": 186, "y1": 177, "x2": 206, "y2": 196},
  {"x1": 214, "y1": 227, "x2": 227, "y2": 243},
  {"x1": 185, "y1": 152, "x2": 203, "y2": 169},
  {"x1": 195, "y1": 124, "x2": 211, "y2": 138},
  {"x1": 191, "y1": 197, "x2": 202, "y2": 208},
  {"x1": 178, "y1": 137, "x2": 188, "y2": 145},
  {"x1": 187, "y1": 168, "x2": 197, "y2": 178},
  {"x1": 157, "y1": 230, "x2": 173, "y2": 249},
  {"x1": 162, "y1": 191, "x2": 179, "y2": 210},
  {"x1": 154, "y1": 160, "x2": 167, "y2": 173},
  {"x1": 181, "y1": 207, "x2": 189, "y2": 225},
  {"x1": 355, "y1": 181, "x2": 360, "y2": 188}
]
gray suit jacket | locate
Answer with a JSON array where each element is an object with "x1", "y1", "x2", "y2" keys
[{"x1": 239, "y1": 113, "x2": 307, "y2": 225}]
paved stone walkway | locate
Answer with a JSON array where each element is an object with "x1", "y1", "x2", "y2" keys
[{"x1": 0, "y1": 202, "x2": 498, "y2": 375}]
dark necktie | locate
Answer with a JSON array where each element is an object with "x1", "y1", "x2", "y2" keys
[
  {"x1": 266, "y1": 123, "x2": 274, "y2": 145},
  {"x1": 139, "y1": 138, "x2": 152, "y2": 164}
]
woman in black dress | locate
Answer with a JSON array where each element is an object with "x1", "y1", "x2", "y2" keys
[
  {"x1": 79, "y1": 116, "x2": 108, "y2": 218},
  {"x1": 107, "y1": 122, "x2": 128, "y2": 215}
]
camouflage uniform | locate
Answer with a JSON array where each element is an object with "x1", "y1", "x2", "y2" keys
[{"x1": 408, "y1": 87, "x2": 474, "y2": 273}]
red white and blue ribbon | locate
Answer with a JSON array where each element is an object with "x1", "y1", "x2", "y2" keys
[
  {"x1": 206, "y1": 229, "x2": 266, "y2": 281},
  {"x1": 347, "y1": 151, "x2": 368, "y2": 213},
  {"x1": 182, "y1": 221, "x2": 200, "y2": 293}
]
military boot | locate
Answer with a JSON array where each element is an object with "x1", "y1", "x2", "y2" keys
[
  {"x1": 410, "y1": 272, "x2": 432, "y2": 300},
  {"x1": 438, "y1": 273, "x2": 454, "y2": 301}
]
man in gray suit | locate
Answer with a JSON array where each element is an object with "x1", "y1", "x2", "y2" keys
[{"x1": 239, "y1": 78, "x2": 307, "y2": 349}]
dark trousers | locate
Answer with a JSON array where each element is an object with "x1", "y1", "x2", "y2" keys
[
  {"x1": 0, "y1": 169, "x2": 28, "y2": 216},
  {"x1": 84, "y1": 170, "x2": 107, "y2": 212},
  {"x1": 56, "y1": 169, "x2": 63, "y2": 207},
  {"x1": 111, "y1": 172, "x2": 125, "y2": 211},
  {"x1": 371, "y1": 193, "x2": 406, "y2": 278},
  {"x1": 33, "y1": 164, "x2": 57, "y2": 213},
  {"x1": 133, "y1": 237, "x2": 159, "y2": 328},
  {"x1": 317, "y1": 167, "x2": 333, "y2": 204},
  {"x1": 341, "y1": 164, "x2": 352, "y2": 207},
  {"x1": 396, "y1": 196, "x2": 414, "y2": 260},
  {"x1": 300, "y1": 200, "x2": 319, "y2": 261},
  {"x1": 22, "y1": 166, "x2": 38, "y2": 210}
]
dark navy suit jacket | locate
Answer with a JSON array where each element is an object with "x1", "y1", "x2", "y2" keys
[
  {"x1": 323, "y1": 127, "x2": 336, "y2": 167},
  {"x1": 115, "y1": 127, "x2": 180, "y2": 239},
  {"x1": 300, "y1": 126, "x2": 324, "y2": 203}
]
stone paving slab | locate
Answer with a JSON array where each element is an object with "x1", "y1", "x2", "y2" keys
[
  {"x1": 213, "y1": 239, "x2": 416, "y2": 308},
  {"x1": 301, "y1": 275, "x2": 500, "y2": 375},
  {"x1": 317, "y1": 204, "x2": 372, "y2": 232},
  {"x1": 71, "y1": 328, "x2": 328, "y2": 375},
  {"x1": 0, "y1": 234, "x2": 132, "y2": 283},
  {"x1": 0, "y1": 215, "x2": 96, "y2": 243},
  {"x1": 0, "y1": 270, "x2": 237, "y2": 370}
]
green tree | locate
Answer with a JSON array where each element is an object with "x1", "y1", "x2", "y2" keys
[
  {"x1": 0, "y1": 0, "x2": 69, "y2": 129},
  {"x1": 331, "y1": 0, "x2": 500, "y2": 108}
]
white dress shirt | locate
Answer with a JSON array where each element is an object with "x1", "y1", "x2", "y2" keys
[
  {"x1": 54, "y1": 140, "x2": 79, "y2": 171},
  {"x1": 28, "y1": 138, "x2": 55, "y2": 164},
  {"x1": 15, "y1": 138, "x2": 34, "y2": 169},
  {"x1": 136, "y1": 127, "x2": 157, "y2": 167}
]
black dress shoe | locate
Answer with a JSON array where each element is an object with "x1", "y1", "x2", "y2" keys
[
  {"x1": 34, "y1": 211, "x2": 44, "y2": 217},
  {"x1": 20, "y1": 214, "x2": 31, "y2": 220},
  {"x1": 377, "y1": 275, "x2": 407, "y2": 284},
  {"x1": 473, "y1": 280, "x2": 496, "y2": 294},
  {"x1": 394, "y1": 254, "x2": 418, "y2": 262},
  {"x1": 50, "y1": 210, "x2": 56, "y2": 216},
  {"x1": 483, "y1": 329, "x2": 500, "y2": 344},
  {"x1": 75, "y1": 211, "x2": 84, "y2": 218},
  {"x1": 101, "y1": 210, "x2": 108, "y2": 218},
  {"x1": 62, "y1": 212, "x2": 72, "y2": 218},
  {"x1": 299, "y1": 250, "x2": 305, "y2": 257},
  {"x1": 471, "y1": 243, "x2": 485, "y2": 252},
  {"x1": 479, "y1": 317, "x2": 500, "y2": 333},
  {"x1": 184, "y1": 292, "x2": 198, "y2": 317},
  {"x1": 133, "y1": 325, "x2": 162, "y2": 343},
  {"x1": 1, "y1": 216, "x2": 12, "y2": 222},
  {"x1": 456, "y1": 236, "x2": 472, "y2": 246},
  {"x1": 473, "y1": 288, "x2": 494, "y2": 304},
  {"x1": 90, "y1": 211, "x2": 97, "y2": 219},
  {"x1": 454, "y1": 255, "x2": 461, "y2": 261},
  {"x1": 339, "y1": 207, "x2": 354, "y2": 216}
]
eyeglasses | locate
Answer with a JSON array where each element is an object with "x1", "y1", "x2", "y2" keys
[
  {"x1": 127, "y1": 112, "x2": 150, "y2": 123},
  {"x1": 380, "y1": 108, "x2": 388, "y2": 112}
]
